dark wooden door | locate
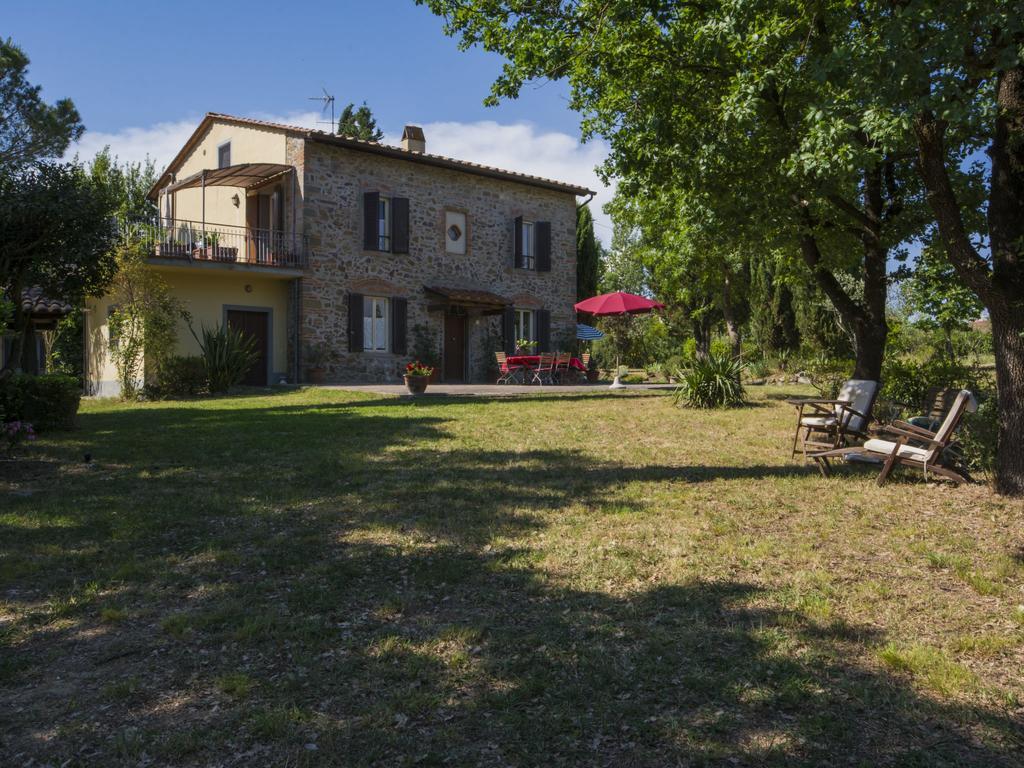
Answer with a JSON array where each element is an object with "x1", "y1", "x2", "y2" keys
[
  {"x1": 226, "y1": 309, "x2": 269, "y2": 386},
  {"x1": 443, "y1": 313, "x2": 466, "y2": 383}
]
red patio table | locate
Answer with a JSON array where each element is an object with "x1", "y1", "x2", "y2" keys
[{"x1": 507, "y1": 355, "x2": 586, "y2": 372}]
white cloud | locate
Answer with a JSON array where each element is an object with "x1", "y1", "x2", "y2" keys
[{"x1": 67, "y1": 112, "x2": 613, "y2": 243}]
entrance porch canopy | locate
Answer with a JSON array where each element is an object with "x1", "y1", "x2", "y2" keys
[{"x1": 425, "y1": 286, "x2": 511, "y2": 314}]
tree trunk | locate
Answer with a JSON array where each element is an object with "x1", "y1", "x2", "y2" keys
[
  {"x1": 691, "y1": 316, "x2": 712, "y2": 359},
  {"x1": 850, "y1": 317, "x2": 887, "y2": 381},
  {"x1": 798, "y1": 232, "x2": 887, "y2": 381},
  {"x1": 913, "y1": 67, "x2": 1024, "y2": 494},
  {"x1": 990, "y1": 309, "x2": 1024, "y2": 495},
  {"x1": 3, "y1": 279, "x2": 28, "y2": 376},
  {"x1": 721, "y1": 273, "x2": 742, "y2": 358}
]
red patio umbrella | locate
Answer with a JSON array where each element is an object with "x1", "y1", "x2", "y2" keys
[
  {"x1": 574, "y1": 292, "x2": 665, "y2": 316},
  {"x1": 574, "y1": 292, "x2": 665, "y2": 388}
]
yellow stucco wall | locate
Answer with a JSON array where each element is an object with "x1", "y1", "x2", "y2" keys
[
  {"x1": 86, "y1": 266, "x2": 293, "y2": 396},
  {"x1": 163, "y1": 121, "x2": 289, "y2": 230}
]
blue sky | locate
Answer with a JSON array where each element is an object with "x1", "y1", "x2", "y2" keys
[{"x1": 5, "y1": 0, "x2": 614, "y2": 237}]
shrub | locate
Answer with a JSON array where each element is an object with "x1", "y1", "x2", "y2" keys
[
  {"x1": 148, "y1": 355, "x2": 207, "y2": 398},
  {"x1": 959, "y1": 397, "x2": 998, "y2": 478},
  {"x1": 0, "y1": 373, "x2": 81, "y2": 431},
  {"x1": 673, "y1": 352, "x2": 746, "y2": 408},
  {"x1": 803, "y1": 355, "x2": 854, "y2": 398},
  {"x1": 191, "y1": 325, "x2": 259, "y2": 393}
]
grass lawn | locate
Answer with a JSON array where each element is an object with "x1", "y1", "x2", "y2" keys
[{"x1": 1, "y1": 386, "x2": 1022, "y2": 766}]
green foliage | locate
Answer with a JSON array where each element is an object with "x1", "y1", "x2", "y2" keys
[
  {"x1": 0, "y1": 162, "x2": 118, "y2": 372},
  {"x1": 108, "y1": 239, "x2": 186, "y2": 400},
  {"x1": 960, "y1": 398, "x2": 998, "y2": 479},
  {"x1": 749, "y1": 253, "x2": 800, "y2": 354},
  {"x1": 0, "y1": 38, "x2": 83, "y2": 175},
  {"x1": 191, "y1": 325, "x2": 259, "y2": 394},
  {"x1": 576, "y1": 204, "x2": 601, "y2": 300},
  {"x1": 0, "y1": 372, "x2": 80, "y2": 430},
  {"x1": 147, "y1": 356, "x2": 207, "y2": 399},
  {"x1": 87, "y1": 147, "x2": 158, "y2": 221},
  {"x1": 410, "y1": 323, "x2": 440, "y2": 368},
  {"x1": 336, "y1": 102, "x2": 384, "y2": 142},
  {"x1": 673, "y1": 351, "x2": 746, "y2": 409},
  {"x1": 879, "y1": 357, "x2": 984, "y2": 412},
  {"x1": 802, "y1": 355, "x2": 854, "y2": 399}
]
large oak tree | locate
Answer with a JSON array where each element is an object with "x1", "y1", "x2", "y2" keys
[{"x1": 421, "y1": 0, "x2": 1024, "y2": 494}]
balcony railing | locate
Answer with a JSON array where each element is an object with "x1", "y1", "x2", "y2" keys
[{"x1": 121, "y1": 217, "x2": 308, "y2": 269}]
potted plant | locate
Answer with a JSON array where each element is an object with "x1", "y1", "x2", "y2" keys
[
  {"x1": 305, "y1": 341, "x2": 334, "y2": 384},
  {"x1": 515, "y1": 338, "x2": 538, "y2": 355},
  {"x1": 403, "y1": 361, "x2": 434, "y2": 394},
  {"x1": 410, "y1": 324, "x2": 441, "y2": 383},
  {"x1": 586, "y1": 354, "x2": 600, "y2": 383}
]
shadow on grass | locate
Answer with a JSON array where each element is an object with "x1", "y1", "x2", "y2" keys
[{"x1": 0, "y1": 397, "x2": 1019, "y2": 765}]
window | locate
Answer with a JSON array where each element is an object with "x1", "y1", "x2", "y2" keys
[
  {"x1": 518, "y1": 220, "x2": 534, "y2": 269},
  {"x1": 217, "y1": 142, "x2": 231, "y2": 169},
  {"x1": 445, "y1": 210, "x2": 467, "y2": 255},
  {"x1": 363, "y1": 296, "x2": 389, "y2": 352},
  {"x1": 514, "y1": 309, "x2": 534, "y2": 343},
  {"x1": 378, "y1": 197, "x2": 391, "y2": 252}
]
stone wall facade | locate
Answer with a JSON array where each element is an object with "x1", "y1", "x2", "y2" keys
[{"x1": 298, "y1": 139, "x2": 579, "y2": 383}]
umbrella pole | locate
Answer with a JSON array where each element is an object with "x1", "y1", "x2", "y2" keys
[{"x1": 610, "y1": 352, "x2": 625, "y2": 389}]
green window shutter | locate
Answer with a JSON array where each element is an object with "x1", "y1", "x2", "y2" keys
[
  {"x1": 535, "y1": 221, "x2": 551, "y2": 271},
  {"x1": 536, "y1": 309, "x2": 551, "y2": 351},
  {"x1": 502, "y1": 307, "x2": 516, "y2": 354},
  {"x1": 363, "y1": 191, "x2": 379, "y2": 251},
  {"x1": 391, "y1": 197, "x2": 410, "y2": 254},
  {"x1": 513, "y1": 215, "x2": 523, "y2": 268},
  {"x1": 348, "y1": 292, "x2": 364, "y2": 352},
  {"x1": 390, "y1": 297, "x2": 408, "y2": 354}
]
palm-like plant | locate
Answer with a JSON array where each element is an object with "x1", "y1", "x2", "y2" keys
[
  {"x1": 673, "y1": 351, "x2": 746, "y2": 408},
  {"x1": 190, "y1": 324, "x2": 259, "y2": 393}
]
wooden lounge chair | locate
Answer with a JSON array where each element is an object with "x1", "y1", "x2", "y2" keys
[
  {"x1": 531, "y1": 353, "x2": 555, "y2": 385},
  {"x1": 786, "y1": 379, "x2": 879, "y2": 458},
  {"x1": 495, "y1": 352, "x2": 524, "y2": 384},
  {"x1": 810, "y1": 389, "x2": 977, "y2": 486}
]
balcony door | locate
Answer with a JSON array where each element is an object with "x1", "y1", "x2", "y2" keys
[{"x1": 246, "y1": 186, "x2": 283, "y2": 264}]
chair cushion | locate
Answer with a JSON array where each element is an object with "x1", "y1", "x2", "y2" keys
[
  {"x1": 801, "y1": 415, "x2": 836, "y2": 428},
  {"x1": 863, "y1": 438, "x2": 931, "y2": 462},
  {"x1": 835, "y1": 379, "x2": 878, "y2": 432}
]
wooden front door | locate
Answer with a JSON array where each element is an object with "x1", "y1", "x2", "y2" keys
[
  {"x1": 226, "y1": 309, "x2": 269, "y2": 386},
  {"x1": 443, "y1": 313, "x2": 466, "y2": 383}
]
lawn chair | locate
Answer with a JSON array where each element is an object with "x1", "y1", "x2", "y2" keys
[
  {"x1": 495, "y1": 352, "x2": 525, "y2": 384},
  {"x1": 906, "y1": 387, "x2": 961, "y2": 432},
  {"x1": 786, "y1": 379, "x2": 879, "y2": 458},
  {"x1": 531, "y1": 353, "x2": 555, "y2": 385},
  {"x1": 553, "y1": 352, "x2": 572, "y2": 384},
  {"x1": 810, "y1": 389, "x2": 977, "y2": 486}
]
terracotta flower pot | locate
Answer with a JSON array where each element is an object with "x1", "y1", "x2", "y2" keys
[
  {"x1": 586, "y1": 368, "x2": 600, "y2": 383},
  {"x1": 307, "y1": 367, "x2": 326, "y2": 385},
  {"x1": 404, "y1": 374, "x2": 429, "y2": 395}
]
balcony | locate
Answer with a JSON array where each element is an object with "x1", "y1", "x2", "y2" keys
[{"x1": 122, "y1": 218, "x2": 309, "y2": 270}]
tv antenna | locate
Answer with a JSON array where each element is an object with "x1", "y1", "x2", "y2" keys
[{"x1": 308, "y1": 88, "x2": 336, "y2": 130}]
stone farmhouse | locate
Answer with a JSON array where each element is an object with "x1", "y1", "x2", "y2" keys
[{"x1": 84, "y1": 113, "x2": 593, "y2": 395}]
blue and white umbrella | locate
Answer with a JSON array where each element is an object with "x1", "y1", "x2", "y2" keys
[{"x1": 576, "y1": 323, "x2": 605, "y2": 341}]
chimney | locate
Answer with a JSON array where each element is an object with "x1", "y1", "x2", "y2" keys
[{"x1": 401, "y1": 125, "x2": 426, "y2": 153}]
